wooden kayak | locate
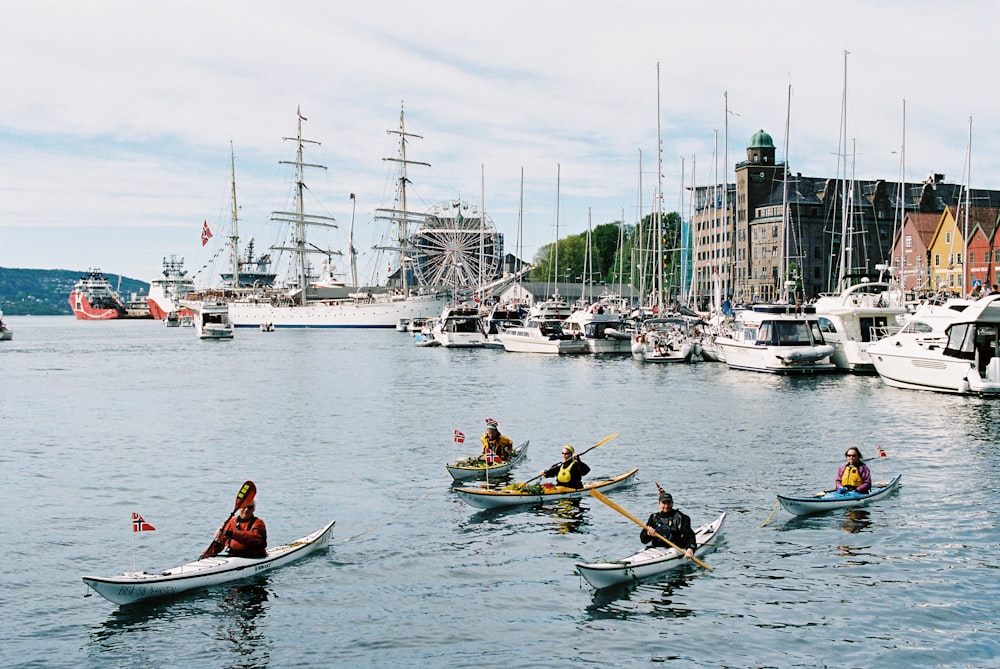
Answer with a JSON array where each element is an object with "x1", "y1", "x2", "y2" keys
[
  {"x1": 777, "y1": 474, "x2": 902, "y2": 516},
  {"x1": 446, "y1": 441, "x2": 529, "y2": 481},
  {"x1": 453, "y1": 468, "x2": 639, "y2": 509},
  {"x1": 82, "y1": 519, "x2": 335, "y2": 605},
  {"x1": 576, "y1": 512, "x2": 726, "y2": 589}
]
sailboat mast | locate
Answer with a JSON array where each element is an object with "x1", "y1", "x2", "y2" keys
[
  {"x1": 229, "y1": 142, "x2": 240, "y2": 292},
  {"x1": 781, "y1": 82, "x2": 792, "y2": 300},
  {"x1": 555, "y1": 164, "x2": 561, "y2": 296},
  {"x1": 656, "y1": 61, "x2": 664, "y2": 311},
  {"x1": 964, "y1": 115, "x2": 973, "y2": 295},
  {"x1": 722, "y1": 91, "x2": 730, "y2": 303},
  {"x1": 894, "y1": 99, "x2": 906, "y2": 289},
  {"x1": 836, "y1": 50, "x2": 850, "y2": 292}
]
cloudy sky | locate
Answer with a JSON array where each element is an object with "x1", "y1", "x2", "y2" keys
[{"x1": 2, "y1": 1, "x2": 998, "y2": 286}]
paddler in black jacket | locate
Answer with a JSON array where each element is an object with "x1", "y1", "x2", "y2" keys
[
  {"x1": 540, "y1": 445, "x2": 590, "y2": 489},
  {"x1": 640, "y1": 491, "x2": 695, "y2": 558}
]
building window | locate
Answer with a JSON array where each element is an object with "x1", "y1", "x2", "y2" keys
[
  {"x1": 946, "y1": 232, "x2": 952, "y2": 244},
  {"x1": 957, "y1": 253, "x2": 963, "y2": 265},
  {"x1": 935, "y1": 254, "x2": 941, "y2": 267},
  {"x1": 905, "y1": 235, "x2": 912, "y2": 248}
]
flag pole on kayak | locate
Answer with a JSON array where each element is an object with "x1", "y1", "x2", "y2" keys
[
  {"x1": 200, "y1": 481, "x2": 256, "y2": 559},
  {"x1": 516, "y1": 433, "x2": 619, "y2": 488},
  {"x1": 589, "y1": 488, "x2": 713, "y2": 571}
]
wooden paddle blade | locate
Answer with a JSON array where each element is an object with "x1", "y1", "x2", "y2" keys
[{"x1": 589, "y1": 489, "x2": 713, "y2": 571}]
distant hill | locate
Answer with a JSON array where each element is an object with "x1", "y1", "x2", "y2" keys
[{"x1": 0, "y1": 267, "x2": 150, "y2": 316}]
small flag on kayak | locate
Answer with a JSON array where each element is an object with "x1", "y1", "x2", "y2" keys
[
  {"x1": 453, "y1": 430, "x2": 465, "y2": 443},
  {"x1": 132, "y1": 512, "x2": 155, "y2": 532},
  {"x1": 484, "y1": 449, "x2": 501, "y2": 465},
  {"x1": 201, "y1": 220, "x2": 213, "y2": 246},
  {"x1": 655, "y1": 482, "x2": 666, "y2": 495},
  {"x1": 877, "y1": 445, "x2": 887, "y2": 458}
]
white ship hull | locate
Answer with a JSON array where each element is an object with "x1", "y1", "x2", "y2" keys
[{"x1": 228, "y1": 293, "x2": 450, "y2": 329}]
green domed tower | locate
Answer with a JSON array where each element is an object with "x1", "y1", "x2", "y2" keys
[{"x1": 747, "y1": 129, "x2": 776, "y2": 165}]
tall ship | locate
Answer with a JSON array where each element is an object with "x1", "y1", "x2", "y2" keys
[
  {"x1": 226, "y1": 109, "x2": 449, "y2": 328},
  {"x1": 146, "y1": 255, "x2": 196, "y2": 320},
  {"x1": 68, "y1": 269, "x2": 127, "y2": 320}
]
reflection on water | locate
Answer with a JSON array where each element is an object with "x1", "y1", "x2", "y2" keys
[
  {"x1": 536, "y1": 499, "x2": 588, "y2": 534},
  {"x1": 87, "y1": 578, "x2": 272, "y2": 669},
  {"x1": 586, "y1": 571, "x2": 697, "y2": 620},
  {"x1": 216, "y1": 581, "x2": 271, "y2": 669},
  {"x1": 840, "y1": 508, "x2": 872, "y2": 534}
]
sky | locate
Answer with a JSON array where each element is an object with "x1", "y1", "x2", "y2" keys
[{"x1": 3, "y1": 1, "x2": 999, "y2": 288}]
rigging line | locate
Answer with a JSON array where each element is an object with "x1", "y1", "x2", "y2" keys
[{"x1": 334, "y1": 471, "x2": 450, "y2": 543}]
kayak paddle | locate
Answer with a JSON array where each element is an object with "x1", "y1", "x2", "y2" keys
[
  {"x1": 590, "y1": 488, "x2": 713, "y2": 571},
  {"x1": 200, "y1": 480, "x2": 256, "y2": 559},
  {"x1": 514, "y1": 433, "x2": 619, "y2": 488}
]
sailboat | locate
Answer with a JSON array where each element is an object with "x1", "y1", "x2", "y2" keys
[{"x1": 226, "y1": 110, "x2": 449, "y2": 328}]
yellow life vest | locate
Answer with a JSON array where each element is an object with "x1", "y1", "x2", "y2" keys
[
  {"x1": 557, "y1": 461, "x2": 576, "y2": 484},
  {"x1": 841, "y1": 465, "x2": 863, "y2": 488}
]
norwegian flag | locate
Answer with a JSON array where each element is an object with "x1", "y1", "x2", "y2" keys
[
  {"x1": 877, "y1": 445, "x2": 888, "y2": 458},
  {"x1": 132, "y1": 512, "x2": 155, "y2": 533},
  {"x1": 453, "y1": 430, "x2": 465, "y2": 444},
  {"x1": 484, "y1": 449, "x2": 501, "y2": 465},
  {"x1": 201, "y1": 220, "x2": 213, "y2": 246},
  {"x1": 655, "y1": 482, "x2": 666, "y2": 495}
]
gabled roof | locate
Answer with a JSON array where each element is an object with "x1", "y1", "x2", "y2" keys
[{"x1": 945, "y1": 206, "x2": 1000, "y2": 242}]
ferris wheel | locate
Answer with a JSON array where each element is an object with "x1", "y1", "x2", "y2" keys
[{"x1": 411, "y1": 200, "x2": 502, "y2": 289}]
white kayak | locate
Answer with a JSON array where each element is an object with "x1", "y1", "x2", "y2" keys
[
  {"x1": 575, "y1": 512, "x2": 726, "y2": 589},
  {"x1": 82, "y1": 519, "x2": 335, "y2": 605},
  {"x1": 446, "y1": 441, "x2": 529, "y2": 481},
  {"x1": 777, "y1": 474, "x2": 902, "y2": 516},
  {"x1": 454, "y1": 468, "x2": 639, "y2": 509}
]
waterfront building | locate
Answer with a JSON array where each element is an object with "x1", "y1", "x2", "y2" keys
[{"x1": 690, "y1": 129, "x2": 1000, "y2": 305}]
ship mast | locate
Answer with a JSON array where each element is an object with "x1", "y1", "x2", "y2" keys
[
  {"x1": 270, "y1": 108, "x2": 339, "y2": 306},
  {"x1": 381, "y1": 104, "x2": 430, "y2": 295}
]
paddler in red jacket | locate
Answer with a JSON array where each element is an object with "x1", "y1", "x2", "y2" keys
[{"x1": 212, "y1": 501, "x2": 267, "y2": 558}]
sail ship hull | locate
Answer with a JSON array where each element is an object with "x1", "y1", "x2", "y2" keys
[{"x1": 228, "y1": 292, "x2": 449, "y2": 328}]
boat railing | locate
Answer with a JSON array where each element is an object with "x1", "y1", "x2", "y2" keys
[{"x1": 868, "y1": 324, "x2": 902, "y2": 342}]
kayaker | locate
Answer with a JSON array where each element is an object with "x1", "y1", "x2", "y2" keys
[
  {"x1": 481, "y1": 419, "x2": 514, "y2": 462},
  {"x1": 212, "y1": 502, "x2": 268, "y2": 558},
  {"x1": 540, "y1": 445, "x2": 590, "y2": 489},
  {"x1": 835, "y1": 448, "x2": 872, "y2": 494},
  {"x1": 641, "y1": 491, "x2": 696, "y2": 558}
]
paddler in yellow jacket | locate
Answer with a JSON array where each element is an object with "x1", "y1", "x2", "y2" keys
[
  {"x1": 481, "y1": 418, "x2": 514, "y2": 462},
  {"x1": 835, "y1": 447, "x2": 872, "y2": 494},
  {"x1": 540, "y1": 445, "x2": 591, "y2": 489}
]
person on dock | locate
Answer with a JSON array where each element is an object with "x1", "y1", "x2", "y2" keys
[
  {"x1": 835, "y1": 447, "x2": 872, "y2": 494},
  {"x1": 641, "y1": 491, "x2": 696, "y2": 558},
  {"x1": 212, "y1": 501, "x2": 267, "y2": 558},
  {"x1": 481, "y1": 418, "x2": 514, "y2": 462},
  {"x1": 540, "y1": 445, "x2": 590, "y2": 489}
]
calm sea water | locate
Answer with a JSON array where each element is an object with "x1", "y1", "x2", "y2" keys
[{"x1": 2, "y1": 317, "x2": 998, "y2": 668}]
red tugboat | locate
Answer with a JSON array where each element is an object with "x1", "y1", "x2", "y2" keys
[{"x1": 68, "y1": 269, "x2": 126, "y2": 320}]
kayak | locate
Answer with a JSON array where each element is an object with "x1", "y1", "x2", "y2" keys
[
  {"x1": 777, "y1": 474, "x2": 902, "y2": 516},
  {"x1": 82, "y1": 519, "x2": 335, "y2": 605},
  {"x1": 446, "y1": 441, "x2": 529, "y2": 481},
  {"x1": 454, "y1": 468, "x2": 639, "y2": 509},
  {"x1": 576, "y1": 512, "x2": 726, "y2": 589}
]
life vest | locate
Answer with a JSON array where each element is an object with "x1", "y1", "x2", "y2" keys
[
  {"x1": 840, "y1": 465, "x2": 864, "y2": 489},
  {"x1": 556, "y1": 460, "x2": 577, "y2": 484},
  {"x1": 649, "y1": 514, "x2": 675, "y2": 541}
]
